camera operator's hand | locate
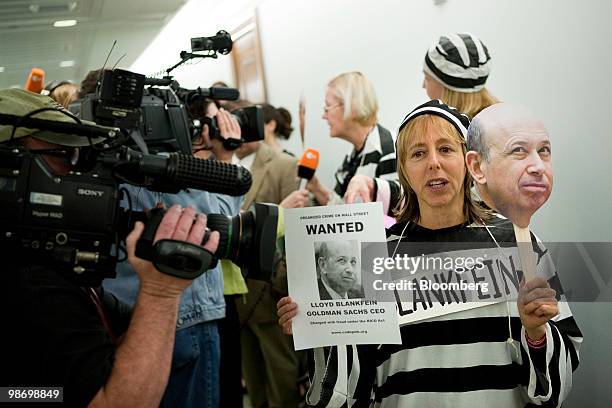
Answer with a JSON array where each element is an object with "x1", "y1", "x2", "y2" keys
[
  {"x1": 280, "y1": 189, "x2": 309, "y2": 209},
  {"x1": 91, "y1": 205, "x2": 220, "y2": 408},
  {"x1": 126, "y1": 205, "x2": 220, "y2": 298},
  {"x1": 213, "y1": 108, "x2": 241, "y2": 163}
]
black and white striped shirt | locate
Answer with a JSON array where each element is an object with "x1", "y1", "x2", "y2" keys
[
  {"x1": 305, "y1": 218, "x2": 582, "y2": 408},
  {"x1": 332, "y1": 124, "x2": 397, "y2": 202}
]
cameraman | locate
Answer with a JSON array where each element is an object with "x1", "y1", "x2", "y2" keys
[
  {"x1": 0, "y1": 89, "x2": 220, "y2": 407},
  {"x1": 103, "y1": 96, "x2": 242, "y2": 408}
]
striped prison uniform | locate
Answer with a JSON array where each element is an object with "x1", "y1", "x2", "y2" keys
[{"x1": 305, "y1": 218, "x2": 582, "y2": 407}]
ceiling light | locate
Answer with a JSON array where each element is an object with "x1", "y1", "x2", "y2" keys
[
  {"x1": 0, "y1": 67, "x2": 5, "y2": 73},
  {"x1": 54, "y1": 19, "x2": 77, "y2": 28},
  {"x1": 59, "y1": 60, "x2": 75, "y2": 68}
]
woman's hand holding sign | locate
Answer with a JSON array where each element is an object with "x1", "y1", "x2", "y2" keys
[{"x1": 277, "y1": 296, "x2": 298, "y2": 335}]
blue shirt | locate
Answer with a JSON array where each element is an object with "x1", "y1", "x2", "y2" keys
[{"x1": 103, "y1": 184, "x2": 242, "y2": 329}]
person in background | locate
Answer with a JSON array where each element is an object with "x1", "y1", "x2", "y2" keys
[
  {"x1": 261, "y1": 103, "x2": 295, "y2": 156},
  {"x1": 103, "y1": 95, "x2": 241, "y2": 408},
  {"x1": 78, "y1": 68, "x2": 108, "y2": 99},
  {"x1": 233, "y1": 101, "x2": 307, "y2": 408},
  {"x1": 345, "y1": 33, "x2": 499, "y2": 213},
  {"x1": 305, "y1": 71, "x2": 397, "y2": 207},
  {"x1": 189, "y1": 95, "x2": 249, "y2": 407},
  {"x1": 422, "y1": 32, "x2": 498, "y2": 118},
  {"x1": 43, "y1": 80, "x2": 79, "y2": 108}
]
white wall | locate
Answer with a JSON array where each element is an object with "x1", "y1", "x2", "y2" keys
[
  {"x1": 133, "y1": 1, "x2": 612, "y2": 406},
  {"x1": 130, "y1": 0, "x2": 261, "y2": 88},
  {"x1": 258, "y1": 0, "x2": 612, "y2": 243},
  {"x1": 133, "y1": 0, "x2": 611, "y2": 242}
]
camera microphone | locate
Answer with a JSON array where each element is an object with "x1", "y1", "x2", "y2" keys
[
  {"x1": 297, "y1": 148, "x2": 320, "y2": 190},
  {"x1": 169, "y1": 153, "x2": 251, "y2": 196},
  {"x1": 108, "y1": 148, "x2": 252, "y2": 196}
]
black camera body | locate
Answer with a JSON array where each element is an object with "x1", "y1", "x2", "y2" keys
[
  {"x1": 0, "y1": 147, "x2": 119, "y2": 285},
  {"x1": 71, "y1": 69, "x2": 265, "y2": 155}
]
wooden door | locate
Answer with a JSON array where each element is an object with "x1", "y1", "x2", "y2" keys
[{"x1": 231, "y1": 15, "x2": 267, "y2": 103}]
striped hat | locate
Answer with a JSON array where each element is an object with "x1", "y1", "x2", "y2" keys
[
  {"x1": 423, "y1": 33, "x2": 491, "y2": 93},
  {"x1": 399, "y1": 99, "x2": 470, "y2": 139}
]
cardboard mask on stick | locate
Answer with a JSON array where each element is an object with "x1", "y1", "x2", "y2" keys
[{"x1": 466, "y1": 104, "x2": 553, "y2": 280}]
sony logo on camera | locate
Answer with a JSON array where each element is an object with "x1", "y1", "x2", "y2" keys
[{"x1": 77, "y1": 188, "x2": 105, "y2": 198}]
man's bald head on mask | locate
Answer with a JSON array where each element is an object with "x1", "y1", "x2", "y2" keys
[{"x1": 466, "y1": 103, "x2": 553, "y2": 227}]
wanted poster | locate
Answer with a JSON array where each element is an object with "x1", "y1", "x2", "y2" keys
[{"x1": 284, "y1": 202, "x2": 400, "y2": 350}]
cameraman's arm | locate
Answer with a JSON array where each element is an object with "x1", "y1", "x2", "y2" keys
[{"x1": 89, "y1": 205, "x2": 219, "y2": 408}]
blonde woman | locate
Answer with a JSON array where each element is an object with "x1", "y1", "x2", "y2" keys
[{"x1": 306, "y1": 71, "x2": 398, "y2": 205}]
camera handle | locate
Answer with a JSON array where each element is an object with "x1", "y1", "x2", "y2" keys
[{"x1": 135, "y1": 208, "x2": 218, "y2": 279}]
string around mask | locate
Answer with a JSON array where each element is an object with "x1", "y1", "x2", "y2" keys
[{"x1": 480, "y1": 218, "x2": 521, "y2": 360}]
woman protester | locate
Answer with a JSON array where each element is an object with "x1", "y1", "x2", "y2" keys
[
  {"x1": 346, "y1": 33, "x2": 499, "y2": 211},
  {"x1": 277, "y1": 100, "x2": 581, "y2": 407},
  {"x1": 305, "y1": 71, "x2": 398, "y2": 206}
]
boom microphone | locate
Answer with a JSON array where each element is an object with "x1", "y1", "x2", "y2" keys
[
  {"x1": 107, "y1": 148, "x2": 252, "y2": 196},
  {"x1": 297, "y1": 148, "x2": 319, "y2": 189},
  {"x1": 24, "y1": 68, "x2": 45, "y2": 93}
]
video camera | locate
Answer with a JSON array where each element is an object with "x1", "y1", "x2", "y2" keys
[
  {"x1": 0, "y1": 32, "x2": 277, "y2": 286},
  {"x1": 70, "y1": 32, "x2": 264, "y2": 155}
]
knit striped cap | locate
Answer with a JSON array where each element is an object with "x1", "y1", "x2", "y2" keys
[
  {"x1": 399, "y1": 99, "x2": 470, "y2": 139},
  {"x1": 423, "y1": 33, "x2": 491, "y2": 93}
]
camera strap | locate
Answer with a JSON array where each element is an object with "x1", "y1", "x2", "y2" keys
[
  {"x1": 152, "y1": 239, "x2": 217, "y2": 279},
  {"x1": 135, "y1": 208, "x2": 218, "y2": 279}
]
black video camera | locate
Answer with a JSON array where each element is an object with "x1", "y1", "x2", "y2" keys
[
  {"x1": 70, "y1": 71, "x2": 265, "y2": 155},
  {"x1": 70, "y1": 31, "x2": 264, "y2": 155}
]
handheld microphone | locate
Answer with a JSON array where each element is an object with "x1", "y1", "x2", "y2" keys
[
  {"x1": 297, "y1": 148, "x2": 319, "y2": 190},
  {"x1": 24, "y1": 68, "x2": 45, "y2": 94},
  {"x1": 108, "y1": 148, "x2": 252, "y2": 196}
]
